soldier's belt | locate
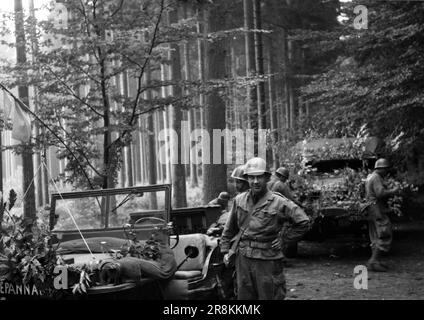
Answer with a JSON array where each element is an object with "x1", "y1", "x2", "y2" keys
[
  {"x1": 241, "y1": 235, "x2": 277, "y2": 242},
  {"x1": 240, "y1": 239, "x2": 274, "y2": 249}
]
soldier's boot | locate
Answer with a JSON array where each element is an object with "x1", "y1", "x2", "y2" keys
[{"x1": 367, "y1": 248, "x2": 388, "y2": 272}]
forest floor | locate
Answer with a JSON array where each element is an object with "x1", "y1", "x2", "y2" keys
[{"x1": 284, "y1": 221, "x2": 424, "y2": 300}]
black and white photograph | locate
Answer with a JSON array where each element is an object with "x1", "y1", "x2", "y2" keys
[{"x1": 0, "y1": 0, "x2": 424, "y2": 307}]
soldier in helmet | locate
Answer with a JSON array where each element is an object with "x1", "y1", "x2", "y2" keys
[
  {"x1": 208, "y1": 191, "x2": 231, "y2": 211},
  {"x1": 230, "y1": 165, "x2": 250, "y2": 194},
  {"x1": 220, "y1": 157, "x2": 310, "y2": 300},
  {"x1": 207, "y1": 166, "x2": 250, "y2": 237},
  {"x1": 206, "y1": 191, "x2": 231, "y2": 237},
  {"x1": 364, "y1": 158, "x2": 400, "y2": 272},
  {"x1": 268, "y1": 166, "x2": 302, "y2": 207}
]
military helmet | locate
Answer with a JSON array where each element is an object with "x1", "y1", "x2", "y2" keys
[
  {"x1": 231, "y1": 165, "x2": 248, "y2": 182},
  {"x1": 275, "y1": 167, "x2": 289, "y2": 178},
  {"x1": 218, "y1": 191, "x2": 230, "y2": 201},
  {"x1": 244, "y1": 157, "x2": 271, "y2": 176},
  {"x1": 374, "y1": 158, "x2": 391, "y2": 169}
]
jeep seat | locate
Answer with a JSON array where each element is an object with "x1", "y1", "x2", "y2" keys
[{"x1": 170, "y1": 233, "x2": 216, "y2": 281}]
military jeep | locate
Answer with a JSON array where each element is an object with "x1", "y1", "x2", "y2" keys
[{"x1": 0, "y1": 185, "x2": 232, "y2": 300}]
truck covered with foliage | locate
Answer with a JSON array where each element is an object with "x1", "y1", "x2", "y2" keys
[{"x1": 282, "y1": 137, "x2": 418, "y2": 256}]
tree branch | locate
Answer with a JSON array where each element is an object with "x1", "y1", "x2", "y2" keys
[
  {"x1": 54, "y1": 114, "x2": 104, "y2": 177},
  {"x1": 110, "y1": 0, "x2": 125, "y2": 18},
  {"x1": 108, "y1": 0, "x2": 165, "y2": 152},
  {"x1": 43, "y1": 64, "x2": 104, "y2": 117}
]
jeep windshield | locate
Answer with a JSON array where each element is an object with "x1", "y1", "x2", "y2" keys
[{"x1": 49, "y1": 185, "x2": 171, "y2": 241}]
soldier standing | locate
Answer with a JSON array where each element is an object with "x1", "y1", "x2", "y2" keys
[
  {"x1": 231, "y1": 165, "x2": 250, "y2": 194},
  {"x1": 207, "y1": 167, "x2": 249, "y2": 237},
  {"x1": 220, "y1": 157, "x2": 310, "y2": 300},
  {"x1": 365, "y1": 158, "x2": 400, "y2": 272},
  {"x1": 206, "y1": 192, "x2": 231, "y2": 237},
  {"x1": 268, "y1": 167, "x2": 302, "y2": 207}
]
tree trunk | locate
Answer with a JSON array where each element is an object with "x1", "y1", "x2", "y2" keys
[
  {"x1": 154, "y1": 110, "x2": 163, "y2": 183},
  {"x1": 243, "y1": 0, "x2": 256, "y2": 130},
  {"x1": 144, "y1": 67, "x2": 158, "y2": 208},
  {"x1": 120, "y1": 148, "x2": 126, "y2": 187},
  {"x1": 160, "y1": 63, "x2": 171, "y2": 183},
  {"x1": 140, "y1": 118, "x2": 147, "y2": 184},
  {"x1": 196, "y1": 7, "x2": 206, "y2": 186},
  {"x1": 28, "y1": 0, "x2": 44, "y2": 208},
  {"x1": 202, "y1": 3, "x2": 228, "y2": 204},
  {"x1": 267, "y1": 35, "x2": 279, "y2": 169},
  {"x1": 282, "y1": 28, "x2": 291, "y2": 141},
  {"x1": 121, "y1": 71, "x2": 133, "y2": 187},
  {"x1": 182, "y1": 5, "x2": 198, "y2": 188},
  {"x1": 168, "y1": 9, "x2": 187, "y2": 208},
  {"x1": 253, "y1": 0, "x2": 266, "y2": 130},
  {"x1": 41, "y1": 145, "x2": 49, "y2": 205},
  {"x1": 230, "y1": 42, "x2": 239, "y2": 129},
  {"x1": 15, "y1": 0, "x2": 36, "y2": 220},
  {"x1": 135, "y1": 117, "x2": 143, "y2": 184},
  {"x1": 288, "y1": 39, "x2": 296, "y2": 135}
]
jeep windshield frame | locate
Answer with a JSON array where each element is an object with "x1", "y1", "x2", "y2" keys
[{"x1": 49, "y1": 184, "x2": 171, "y2": 232}]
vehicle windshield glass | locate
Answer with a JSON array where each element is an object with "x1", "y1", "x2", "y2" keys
[
  {"x1": 52, "y1": 188, "x2": 168, "y2": 232},
  {"x1": 304, "y1": 159, "x2": 362, "y2": 189},
  {"x1": 306, "y1": 159, "x2": 363, "y2": 174}
]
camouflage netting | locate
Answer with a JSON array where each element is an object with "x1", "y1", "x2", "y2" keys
[{"x1": 293, "y1": 137, "x2": 381, "y2": 164}]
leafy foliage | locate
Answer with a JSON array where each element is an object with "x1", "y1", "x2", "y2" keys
[
  {"x1": 0, "y1": 189, "x2": 95, "y2": 297},
  {"x1": 291, "y1": 166, "x2": 419, "y2": 220},
  {"x1": 300, "y1": 0, "x2": 424, "y2": 172},
  {"x1": 1, "y1": 0, "x2": 209, "y2": 190},
  {"x1": 0, "y1": 190, "x2": 59, "y2": 296}
]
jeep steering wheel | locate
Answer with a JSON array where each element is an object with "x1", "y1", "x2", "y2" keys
[{"x1": 134, "y1": 216, "x2": 167, "y2": 226}]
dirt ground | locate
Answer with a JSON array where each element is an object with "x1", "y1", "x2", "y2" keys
[{"x1": 284, "y1": 222, "x2": 424, "y2": 300}]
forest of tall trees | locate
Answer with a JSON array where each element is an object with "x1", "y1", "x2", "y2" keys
[{"x1": 1, "y1": 0, "x2": 424, "y2": 212}]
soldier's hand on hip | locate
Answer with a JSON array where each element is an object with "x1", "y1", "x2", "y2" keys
[
  {"x1": 223, "y1": 253, "x2": 230, "y2": 267},
  {"x1": 272, "y1": 237, "x2": 282, "y2": 250}
]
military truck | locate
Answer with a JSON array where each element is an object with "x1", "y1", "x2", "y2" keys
[{"x1": 282, "y1": 137, "x2": 380, "y2": 257}]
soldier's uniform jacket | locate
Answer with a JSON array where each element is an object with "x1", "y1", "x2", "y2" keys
[
  {"x1": 220, "y1": 190, "x2": 310, "y2": 260},
  {"x1": 365, "y1": 171, "x2": 395, "y2": 212}
]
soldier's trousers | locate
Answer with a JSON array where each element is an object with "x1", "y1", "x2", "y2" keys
[
  {"x1": 235, "y1": 254, "x2": 286, "y2": 300},
  {"x1": 367, "y1": 204, "x2": 393, "y2": 252}
]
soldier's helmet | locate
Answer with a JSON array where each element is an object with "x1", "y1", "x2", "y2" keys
[
  {"x1": 231, "y1": 165, "x2": 248, "y2": 182},
  {"x1": 374, "y1": 158, "x2": 391, "y2": 169},
  {"x1": 275, "y1": 167, "x2": 289, "y2": 179},
  {"x1": 244, "y1": 157, "x2": 271, "y2": 176},
  {"x1": 218, "y1": 191, "x2": 230, "y2": 201}
]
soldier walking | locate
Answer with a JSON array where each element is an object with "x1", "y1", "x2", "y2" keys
[{"x1": 220, "y1": 157, "x2": 310, "y2": 300}]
